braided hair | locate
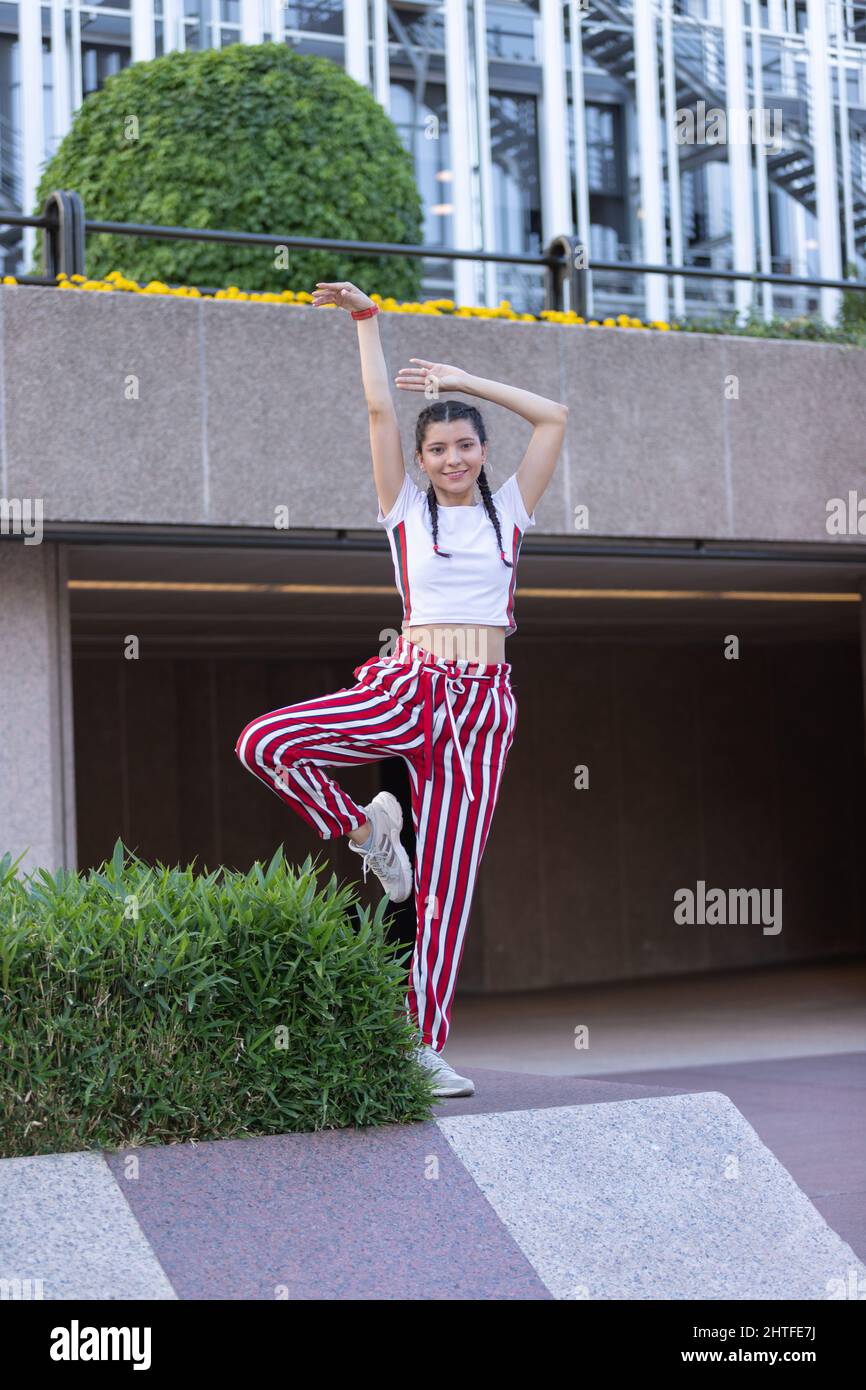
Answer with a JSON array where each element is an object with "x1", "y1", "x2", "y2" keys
[{"x1": 414, "y1": 401, "x2": 513, "y2": 569}]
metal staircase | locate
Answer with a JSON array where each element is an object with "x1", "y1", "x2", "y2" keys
[{"x1": 580, "y1": 0, "x2": 866, "y2": 256}]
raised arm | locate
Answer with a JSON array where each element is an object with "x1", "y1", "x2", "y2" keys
[
  {"x1": 395, "y1": 357, "x2": 568, "y2": 517},
  {"x1": 469, "y1": 375, "x2": 567, "y2": 518},
  {"x1": 312, "y1": 281, "x2": 405, "y2": 516}
]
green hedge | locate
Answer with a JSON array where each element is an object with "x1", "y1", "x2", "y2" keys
[
  {"x1": 32, "y1": 42, "x2": 424, "y2": 298},
  {"x1": 673, "y1": 306, "x2": 866, "y2": 347},
  {"x1": 0, "y1": 841, "x2": 435, "y2": 1157}
]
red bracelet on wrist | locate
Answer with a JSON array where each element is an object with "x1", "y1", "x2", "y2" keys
[{"x1": 351, "y1": 304, "x2": 380, "y2": 320}]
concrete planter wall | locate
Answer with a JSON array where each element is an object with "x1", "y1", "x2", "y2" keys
[{"x1": 1, "y1": 284, "x2": 864, "y2": 543}]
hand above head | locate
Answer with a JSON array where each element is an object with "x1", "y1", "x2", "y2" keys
[
  {"x1": 312, "y1": 281, "x2": 376, "y2": 313},
  {"x1": 395, "y1": 359, "x2": 470, "y2": 394}
]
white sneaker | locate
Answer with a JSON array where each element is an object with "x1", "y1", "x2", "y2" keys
[
  {"x1": 347, "y1": 791, "x2": 413, "y2": 902},
  {"x1": 415, "y1": 1042, "x2": 476, "y2": 1098}
]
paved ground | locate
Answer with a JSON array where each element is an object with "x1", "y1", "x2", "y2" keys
[
  {"x1": 446, "y1": 960, "x2": 866, "y2": 1075},
  {"x1": 2, "y1": 1051, "x2": 864, "y2": 1300}
]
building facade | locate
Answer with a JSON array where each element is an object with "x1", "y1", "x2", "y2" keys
[{"x1": 2, "y1": 0, "x2": 865, "y2": 321}]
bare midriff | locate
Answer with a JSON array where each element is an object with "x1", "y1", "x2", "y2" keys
[{"x1": 402, "y1": 623, "x2": 507, "y2": 667}]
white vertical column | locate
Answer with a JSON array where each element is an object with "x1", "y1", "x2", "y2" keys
[
  {"x1": 806, "y1": 0, "x2": 842, "y2": 322},
  {"x1": 270, "y1": 1, "x2": 285, "y2": 45},
  {"x1": 132, "y1": 0, "x2": 156, "y2": 62},
  {"x1": 240, "y1": 0, "x2": 263, "y2": 43},
  {"x1": 705, "y1": 0, "x2": 723, "y2": 87},
  {"x1": 473, "y1": 0, "x2": 498, "y2": 308},
  {"x1": 707, "y1": 160, "x2": 727, "y2": 263},
  {"x1": 539, "y1": 0, "x2": 572, "y2": 246},
  {"x1": 568, "y1": 0, "x2": 593, "y2": 317},
  {"x1": 793, "y1": 198, "x2": 808, "y2": 313},
  {"x1": 774, "y1": 0, "x2": 796, "y2": 298},
  {"x1": 661, "y1": 0, "x2": 684, "y2": 319},
  {"x1": 0, "y1": 545, "x2": 78, "y2": 876},
  {"x1": 371, "y1": 0, "x2": 390, "y2": 110},
  {"x1": 633, "y1": 0, "x2": 667, "y2": 321},
  {"x1": 50, "y1": 0, "x2": 72, "y2": 149},
  {"x1": 464, "y1": 10, "x2": 484, "y2": 300},
  {"x1": 344, "y1": 0, "x2": 370, "y2": 85},
  {"x1": 750, "y1": 2, "x2": 774, "y2": 320},
  {"x1": 70, "y1": 0, "x2": 82, "y2": 110},
  {"x1": 834, "y1": 0, "x2": 856, "y2": 275},
  {"x1": 162, "y1": 0, "x2": 182, "y2": 53},
  {"x1": 20, "y1": 0, "x2": 44, "y2": 268},
  {"x1": 723, "y1": 0, "x2": 756, "y2": 322},
  {"x1": 444, "y1": 0, "x2": 475, "y2": 308},
  {"x1": 767, "y1": 0, "x2": 785, "y2": 33}
]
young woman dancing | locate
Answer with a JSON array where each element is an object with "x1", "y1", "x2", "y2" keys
[{"x1": 235, "y1": 281, "x2": 568, "y2": 1097}]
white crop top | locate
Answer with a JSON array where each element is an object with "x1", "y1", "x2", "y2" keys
[{"x1": 376, "y1": 471, "x2": 536, "y2": 637}]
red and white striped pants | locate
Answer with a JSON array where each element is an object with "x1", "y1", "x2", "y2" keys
[{"x1": 234, "y1": 634, "x2": 517, "y2": 1052}]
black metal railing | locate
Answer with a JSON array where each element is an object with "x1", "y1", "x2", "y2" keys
[{"x1": 1, "y1": 191, "x2": 865, "y2": 316}]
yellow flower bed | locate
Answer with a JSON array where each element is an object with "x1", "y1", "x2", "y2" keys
[{"x1": 0, "y1": 272, "x2": 676, "y2": 330}]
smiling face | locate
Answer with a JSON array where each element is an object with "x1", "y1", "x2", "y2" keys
[{"x1": 417, "y1": 419, "x2": 488, "y2": 506}]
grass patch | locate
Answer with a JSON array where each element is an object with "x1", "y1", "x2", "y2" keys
[{"x1": 0, "y1": 840, "x2": 436, "y2": 1157}]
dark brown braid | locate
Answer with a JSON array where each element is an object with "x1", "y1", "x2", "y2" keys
[{"x1": 414, "y1": 400, "x2": 513, "y2": 568}]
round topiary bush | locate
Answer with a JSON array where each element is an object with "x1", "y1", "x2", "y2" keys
[{"x1": 32, "y1": 41, "x2": 424, "y2": 298}]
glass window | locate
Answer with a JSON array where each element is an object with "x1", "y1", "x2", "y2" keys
[
  {"x1": 486, "y1": 1, "x2": 539, "y2": 63},
  {"x1": 584, "y1": 103, "x2": 619, "y2": 194},
  {"x1": 283, "y1": 2, "x2": 343, "y2": 37},
  {"x1": 390, "y1": 81, "x2": 451, "y2": 249},
  {"x1": 489, "y1": 90, "x2": 541, "y2": 254},
  {"x1": 488, "y1": 89, "x2": 542, "y2": 310},
  {"x1": 2, "y1": 29, "x2": 24, "y2": 242},
  {"x1": 389, "y1": 3, "x2": 445, "y2": 53},
  {"x1": 568, "y1": 101, "x2": 627, "y2": 271},
  {"x1": 81, "y1": 43, "x2": 128, "y2": 96},
  {"x1": 389, "y1": 78, "x2": 541, "y2": 309},
  {"x1": 78, "y1": 5, "x2": 131, "y2": 46},
  {"x1": 183, "y1": 0, "x2": 212, "y2": 50},
  {"x1": 845, "y1": 66, "x2": 861, "y2": 105},
  {"x1": 388, "y1": 81, "x2": 458, "y2": 298},
  {"x1": 851, "y1": 5, "x2": 866, "y2": 46}
]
